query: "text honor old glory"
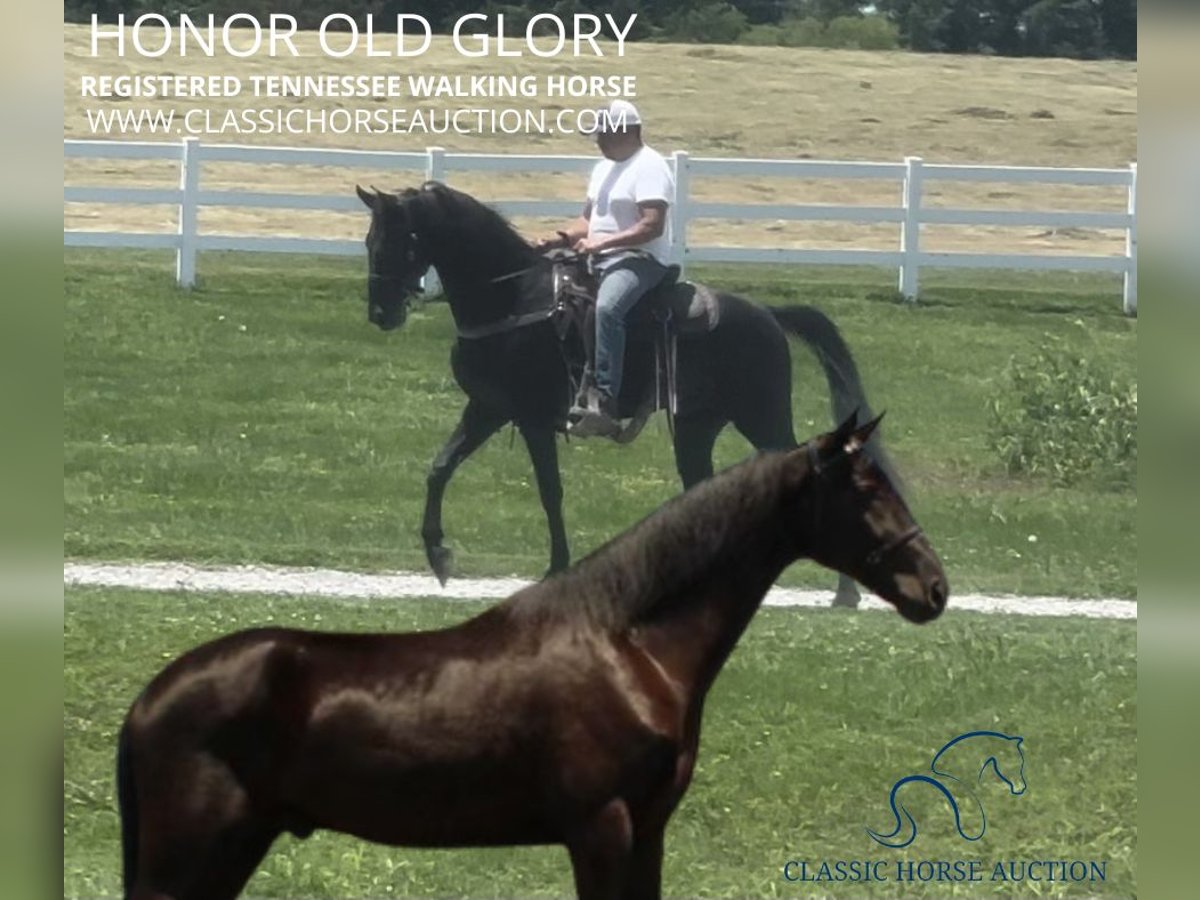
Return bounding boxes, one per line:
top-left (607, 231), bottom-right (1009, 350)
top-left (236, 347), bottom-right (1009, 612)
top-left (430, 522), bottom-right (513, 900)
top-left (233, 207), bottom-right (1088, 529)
top-left (90, 13), bottom-right (639, 59)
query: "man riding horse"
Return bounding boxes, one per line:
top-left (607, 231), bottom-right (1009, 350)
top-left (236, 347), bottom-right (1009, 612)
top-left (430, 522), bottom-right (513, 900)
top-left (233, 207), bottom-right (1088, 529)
top-left (535, 99), bottom-right (674, 437)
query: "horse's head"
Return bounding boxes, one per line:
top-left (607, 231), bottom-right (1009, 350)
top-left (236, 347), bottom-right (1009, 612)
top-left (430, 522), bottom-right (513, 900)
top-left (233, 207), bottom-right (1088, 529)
top-left (984, 735), bottom-right (1027, 796)
top-left (355, 185), bottom-right (430, 331)
top-left (794, 413), bottom-right (948, 623)
top-left (933, 731), bottom-right (1028, 796)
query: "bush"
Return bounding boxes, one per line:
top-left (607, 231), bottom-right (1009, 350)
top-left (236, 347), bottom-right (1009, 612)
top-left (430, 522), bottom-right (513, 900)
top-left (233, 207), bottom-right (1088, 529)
top-left (823, 15), bottom-right (900, 50)
top-left (739, 23), bottom-right (787, 45)
top-left (737, 14), bottom-right (899, 50)
top-left (663, 2), bottom-right (749, 44)
top-left (776, 16), bottom-right (828, 47)
top-left (988, 341), bottom-right (1137, 489)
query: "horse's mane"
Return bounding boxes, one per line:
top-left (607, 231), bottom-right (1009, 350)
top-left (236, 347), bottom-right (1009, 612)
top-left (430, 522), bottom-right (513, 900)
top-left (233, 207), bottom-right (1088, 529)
top-left (409, 182), bottom-right (538, 274)
top-left (507, 450), bottom-right (804, 631)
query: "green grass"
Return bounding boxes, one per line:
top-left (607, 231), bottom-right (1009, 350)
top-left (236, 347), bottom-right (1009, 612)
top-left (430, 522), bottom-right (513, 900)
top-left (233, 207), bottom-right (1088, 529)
top-left (64, 249), bottom-right (1136, 597)
top-left (64, 587), bottom-right (1136, 898)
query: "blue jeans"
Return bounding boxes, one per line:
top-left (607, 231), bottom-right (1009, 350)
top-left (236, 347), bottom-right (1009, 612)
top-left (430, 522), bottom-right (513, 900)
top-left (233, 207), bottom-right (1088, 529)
top-left (594, 255), bottom-right (669, 400)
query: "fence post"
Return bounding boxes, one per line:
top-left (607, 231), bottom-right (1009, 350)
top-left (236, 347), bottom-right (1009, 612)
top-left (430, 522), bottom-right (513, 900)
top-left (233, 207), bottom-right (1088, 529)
top-left (671, 150), bottom-right (690, 274)
top-left (898, 155), bottom-right (923, 302)
top-left (1123, 162), bottom-right (1137, 317)
top-left (423, 146), bottom-right (445, 295)
top-left (176, 137), bottom-right (200, 288)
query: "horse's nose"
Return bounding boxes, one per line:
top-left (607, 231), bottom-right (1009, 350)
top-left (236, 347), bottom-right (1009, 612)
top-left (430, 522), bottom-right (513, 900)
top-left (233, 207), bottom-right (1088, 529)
top-left (928, 577), bottom-right (947, 612)
top-left (368, 304), bottom-right (383, 325)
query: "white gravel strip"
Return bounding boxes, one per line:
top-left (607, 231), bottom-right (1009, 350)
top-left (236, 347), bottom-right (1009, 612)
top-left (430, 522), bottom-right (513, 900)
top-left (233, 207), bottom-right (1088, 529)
top-left (65, 561), bottom-right (1136, 620)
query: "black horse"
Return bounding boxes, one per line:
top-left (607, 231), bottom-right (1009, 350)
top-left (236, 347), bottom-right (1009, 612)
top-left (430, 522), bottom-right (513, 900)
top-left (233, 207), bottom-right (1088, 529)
top-left (356, 182), bottom-right (894, 606)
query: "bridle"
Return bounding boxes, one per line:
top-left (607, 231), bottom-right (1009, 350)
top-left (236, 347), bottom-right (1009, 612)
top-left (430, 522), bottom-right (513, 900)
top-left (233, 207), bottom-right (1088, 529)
top-left (806, 441), bottom-right (923, 568)
top-left (864, 524), bottom-right (924, 567)
top-left (368, 271), bottom-right (420, 291)
top-left (368, 230), bottom-right (426, 309)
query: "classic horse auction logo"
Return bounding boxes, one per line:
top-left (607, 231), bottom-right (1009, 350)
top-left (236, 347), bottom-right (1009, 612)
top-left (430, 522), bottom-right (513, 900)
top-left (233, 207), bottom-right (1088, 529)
top-left (866, 731), bottom-right (1027, 848)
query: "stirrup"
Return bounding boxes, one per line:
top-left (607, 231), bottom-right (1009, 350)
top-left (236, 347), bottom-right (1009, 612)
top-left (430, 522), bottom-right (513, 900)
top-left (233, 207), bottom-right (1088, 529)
top-left (568, 409), bottom-right (622, 439)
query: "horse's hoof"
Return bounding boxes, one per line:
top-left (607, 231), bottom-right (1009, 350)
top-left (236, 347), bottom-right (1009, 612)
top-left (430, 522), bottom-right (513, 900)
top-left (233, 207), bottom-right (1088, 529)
top-left (831, 590), bottom-right (861, 609)
top-left (427, 546), bottom-right (454, 586)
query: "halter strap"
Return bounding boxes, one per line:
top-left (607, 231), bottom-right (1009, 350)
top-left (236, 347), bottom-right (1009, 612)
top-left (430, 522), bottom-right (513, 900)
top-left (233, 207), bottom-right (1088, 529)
top-left (804, 439), bottom-right (924, 568)
top-left (864, 526), bottom-right (924, 567)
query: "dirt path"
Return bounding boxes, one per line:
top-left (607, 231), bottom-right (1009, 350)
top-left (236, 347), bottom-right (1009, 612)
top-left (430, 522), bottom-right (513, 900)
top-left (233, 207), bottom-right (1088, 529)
top-left (65, 561), bottom-right (1136, 620)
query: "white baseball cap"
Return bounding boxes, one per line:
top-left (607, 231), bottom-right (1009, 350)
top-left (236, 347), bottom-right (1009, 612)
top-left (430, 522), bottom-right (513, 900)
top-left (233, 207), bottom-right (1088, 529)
top-left (581, 99), bottom-right (642, 135)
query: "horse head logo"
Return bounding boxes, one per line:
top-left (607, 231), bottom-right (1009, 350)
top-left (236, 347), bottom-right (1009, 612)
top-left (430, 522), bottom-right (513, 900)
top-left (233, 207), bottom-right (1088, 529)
top-left (866, 731), bottom-right (1026, 848)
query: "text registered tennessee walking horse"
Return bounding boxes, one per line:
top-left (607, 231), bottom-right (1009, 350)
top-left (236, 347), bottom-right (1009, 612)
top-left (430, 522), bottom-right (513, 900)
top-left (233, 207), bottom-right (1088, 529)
top-left (116, 415), bottom-right (947, 900)
top-left (356, 182), bottom-right (896, 607)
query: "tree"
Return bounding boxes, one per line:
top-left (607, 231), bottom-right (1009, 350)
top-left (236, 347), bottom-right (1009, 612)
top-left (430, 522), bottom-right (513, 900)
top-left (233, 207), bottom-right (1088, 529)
top-left (875, 0), bottom-right (948, 51)
top-left (1021, 0), bottom-right (1105, 59)
top-left (1097, 0), bottom-right (1135, 59)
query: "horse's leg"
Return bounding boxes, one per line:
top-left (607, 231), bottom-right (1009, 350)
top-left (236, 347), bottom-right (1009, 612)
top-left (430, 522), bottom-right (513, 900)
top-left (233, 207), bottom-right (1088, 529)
top-left (566, 799), bottom-right (634, 900)
top-left (731, 409), bottom-right (861, 608)
top-left (132, 822), bottom-right (277, 900)
top-left (623, 825), bottom-right (666, 900)
top-left (672, 412), bottom-right (726, 489)
top-left (624, 743), bottom-right (698, 900)
top-left (186, 822), bottom-right (279, 900)
top-left (829, 573), bottom-right (863, 608)
top-left (518, 421), bottom-right (570, 576)
top-left (131, 759), bottom-right (278, 900)
top-left (422, 400), bottom-right (508, 584)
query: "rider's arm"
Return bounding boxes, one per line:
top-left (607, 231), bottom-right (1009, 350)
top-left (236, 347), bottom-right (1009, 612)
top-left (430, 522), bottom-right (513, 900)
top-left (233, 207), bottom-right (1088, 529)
top-left (582, 201), bottom-right (667, 253)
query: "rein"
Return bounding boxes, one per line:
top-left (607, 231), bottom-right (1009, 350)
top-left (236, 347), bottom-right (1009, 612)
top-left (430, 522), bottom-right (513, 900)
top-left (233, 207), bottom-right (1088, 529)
top-left (452, 256), bottom-right (559, 340)
top-left (806, 441), bottom-right (923, 568)
top-left (490, 265), bottom-right (538, 284)
top-left (456, 307), bottom-right (557, 340)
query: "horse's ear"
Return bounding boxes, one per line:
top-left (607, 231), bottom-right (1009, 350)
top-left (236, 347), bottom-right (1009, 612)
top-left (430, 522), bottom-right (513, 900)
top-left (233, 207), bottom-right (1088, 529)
top-left (356, 184), bottom-right (377, 210)
top-left (786, 409), bottom-right (860, 479)
top-left (846, 411), bottom-right (885, 454)
top-left (831, 409), bottom-right (859, 448)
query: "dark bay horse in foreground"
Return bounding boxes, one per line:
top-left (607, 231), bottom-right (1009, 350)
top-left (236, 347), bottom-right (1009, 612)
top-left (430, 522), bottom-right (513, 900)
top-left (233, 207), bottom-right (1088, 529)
top-left (357, 182), bottom-right (896, 607)
top-left (117, 415), bottom-right (947, 899)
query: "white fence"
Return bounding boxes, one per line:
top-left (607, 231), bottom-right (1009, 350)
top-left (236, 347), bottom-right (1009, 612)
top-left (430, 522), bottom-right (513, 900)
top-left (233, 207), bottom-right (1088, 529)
top-left (64, 138), bottom-right (1137, 314)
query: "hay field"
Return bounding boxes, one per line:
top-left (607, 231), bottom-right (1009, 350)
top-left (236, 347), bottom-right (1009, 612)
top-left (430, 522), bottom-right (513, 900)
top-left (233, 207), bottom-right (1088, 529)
top-left (64, 24), bottom-right (1136, 256)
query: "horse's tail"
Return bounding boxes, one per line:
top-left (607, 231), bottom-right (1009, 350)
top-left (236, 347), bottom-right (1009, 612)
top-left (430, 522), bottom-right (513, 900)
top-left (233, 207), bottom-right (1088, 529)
top-left (769, 305), bottom-right (901, 487)
top-left (116, 720), bottom-right (138, 898)
top-left (868, 774), bottom-right (973, 848)
top-left (866, 803), bottom-right (920, 849)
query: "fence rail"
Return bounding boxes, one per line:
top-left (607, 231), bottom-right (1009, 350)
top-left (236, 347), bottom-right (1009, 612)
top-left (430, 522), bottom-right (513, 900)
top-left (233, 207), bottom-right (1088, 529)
top-left (64, 139), bottom-right (1137, 314)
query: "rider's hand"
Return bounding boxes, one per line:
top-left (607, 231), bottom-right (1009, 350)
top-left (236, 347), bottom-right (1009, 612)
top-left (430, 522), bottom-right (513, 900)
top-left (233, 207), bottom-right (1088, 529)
top-left (532, 235), bottom-right (564, 252)
top-left (573, 236), bottom-right (607, 254)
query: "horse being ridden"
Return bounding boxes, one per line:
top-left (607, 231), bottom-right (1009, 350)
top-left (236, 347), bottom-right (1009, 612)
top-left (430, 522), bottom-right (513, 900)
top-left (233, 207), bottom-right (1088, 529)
top-left (116, 414), bottom-right (947, 900)
top-left (357, 182), bottom-right (896, 607)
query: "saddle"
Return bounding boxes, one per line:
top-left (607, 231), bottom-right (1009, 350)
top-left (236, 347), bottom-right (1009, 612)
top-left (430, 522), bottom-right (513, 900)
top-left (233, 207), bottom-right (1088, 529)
top-left (548, 252), bottom-right (720, 439)
top-left (552, 255), bottom-right (720, 340)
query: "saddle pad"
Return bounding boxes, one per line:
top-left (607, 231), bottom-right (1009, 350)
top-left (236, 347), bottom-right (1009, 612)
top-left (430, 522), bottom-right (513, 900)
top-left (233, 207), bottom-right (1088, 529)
top-left (643, 281), bottom-right (721, 336)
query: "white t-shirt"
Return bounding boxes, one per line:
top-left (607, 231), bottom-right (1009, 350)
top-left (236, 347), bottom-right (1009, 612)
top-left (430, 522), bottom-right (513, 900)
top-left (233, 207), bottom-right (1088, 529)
top-left (586, 146), bottom-right (675, 264)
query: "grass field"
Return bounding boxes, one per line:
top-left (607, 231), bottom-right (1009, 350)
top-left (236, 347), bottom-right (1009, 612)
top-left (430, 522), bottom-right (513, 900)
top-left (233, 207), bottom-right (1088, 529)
top-left (64, 25), bottom-right (1136, 257)
top-left (64, 249), bottom-right (1136, 598)
top-left (64, 587), bottom-right (1136, 899)
top-left (64, 28), bottom-right (1137, 897)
